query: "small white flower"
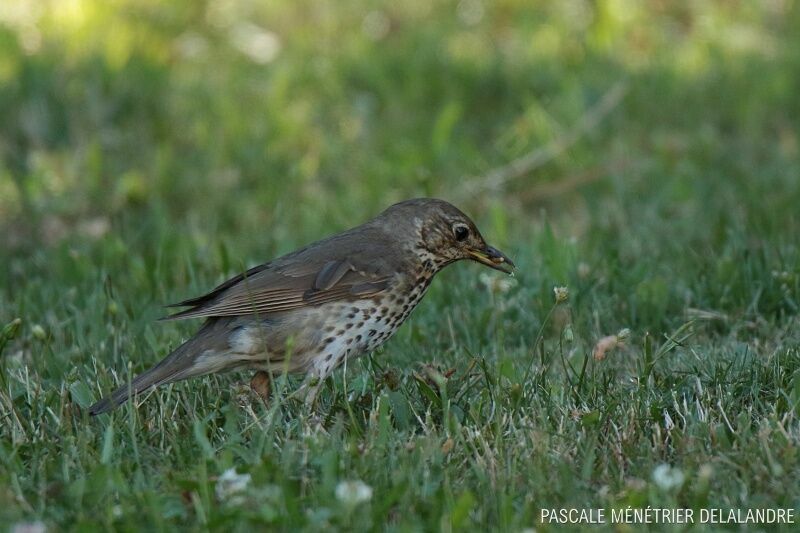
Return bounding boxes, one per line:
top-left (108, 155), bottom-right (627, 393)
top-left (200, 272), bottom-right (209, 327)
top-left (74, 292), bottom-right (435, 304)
top-left (553, 286), bottom-right (569, 304)
top-left (215, 468), bottom-right (251, 502)
top-left (652, 463), bottom-right (684, 490)
top-left (335, 480), bottom-right (372, 506)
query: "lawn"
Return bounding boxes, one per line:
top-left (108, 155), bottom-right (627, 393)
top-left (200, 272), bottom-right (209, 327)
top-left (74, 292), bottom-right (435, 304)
top-left (1, 1), bottom-right (799, 530)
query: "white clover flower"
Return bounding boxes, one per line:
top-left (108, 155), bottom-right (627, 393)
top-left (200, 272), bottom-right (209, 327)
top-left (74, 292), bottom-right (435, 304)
top-left (335, 480), bottom-right (373, 506)
top-left (652, 464), bottom-right (684, 490)
top-left (553, 286), bottom-right (569, 304)
top-left (215, 468), bottom-right (251, 502)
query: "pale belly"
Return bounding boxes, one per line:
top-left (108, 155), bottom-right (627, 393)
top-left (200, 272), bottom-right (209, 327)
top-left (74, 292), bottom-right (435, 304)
top-left (225, 278), bottom-right (432, 379)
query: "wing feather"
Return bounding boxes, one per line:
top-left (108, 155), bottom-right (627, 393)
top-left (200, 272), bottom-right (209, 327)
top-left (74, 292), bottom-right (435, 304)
top-left (313, 260), bottom-right (354, 291)
top-left (161, 252), bottom-right (393, 321)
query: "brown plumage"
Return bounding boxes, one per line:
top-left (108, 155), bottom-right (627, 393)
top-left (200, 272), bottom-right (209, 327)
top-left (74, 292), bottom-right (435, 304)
top-left (89, 198), bottom-right (514, 415)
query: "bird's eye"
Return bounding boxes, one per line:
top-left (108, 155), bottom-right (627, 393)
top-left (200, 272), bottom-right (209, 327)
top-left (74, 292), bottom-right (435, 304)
top-left (453, 224), bottom-right (469, 241)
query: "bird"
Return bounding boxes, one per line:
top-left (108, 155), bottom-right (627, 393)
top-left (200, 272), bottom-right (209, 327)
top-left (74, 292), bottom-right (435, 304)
top-left (88, 198), bottom-right (514, 415)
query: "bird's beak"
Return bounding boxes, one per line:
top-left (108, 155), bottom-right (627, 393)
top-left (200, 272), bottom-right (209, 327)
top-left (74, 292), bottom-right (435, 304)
top-left (467, 245), bottom-right (516, 274)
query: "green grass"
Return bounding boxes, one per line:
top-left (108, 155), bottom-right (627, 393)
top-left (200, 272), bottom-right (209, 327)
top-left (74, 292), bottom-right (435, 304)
top-left (2, 0), bottom-right (800, 530)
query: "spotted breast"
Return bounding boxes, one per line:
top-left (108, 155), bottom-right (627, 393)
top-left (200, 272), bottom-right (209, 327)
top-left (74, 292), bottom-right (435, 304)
top-left (308, 268), bottom-right (435, 381)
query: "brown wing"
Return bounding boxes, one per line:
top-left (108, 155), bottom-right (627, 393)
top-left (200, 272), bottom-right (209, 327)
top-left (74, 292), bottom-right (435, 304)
top-left (161, 228), bottom-right (398, 321)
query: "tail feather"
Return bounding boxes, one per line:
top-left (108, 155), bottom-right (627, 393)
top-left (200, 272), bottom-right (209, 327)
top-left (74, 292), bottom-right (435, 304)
top-left (89, 320), bottom-right (230, 415)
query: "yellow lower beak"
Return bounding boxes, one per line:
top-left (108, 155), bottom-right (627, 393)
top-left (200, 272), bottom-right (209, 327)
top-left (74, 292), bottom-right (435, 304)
top-left (467, 246), bottom-right (515, 274)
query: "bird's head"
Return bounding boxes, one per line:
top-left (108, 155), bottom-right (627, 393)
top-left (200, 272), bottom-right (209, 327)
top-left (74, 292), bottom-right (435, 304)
top-left (379, 198), bottom-right (515, 274)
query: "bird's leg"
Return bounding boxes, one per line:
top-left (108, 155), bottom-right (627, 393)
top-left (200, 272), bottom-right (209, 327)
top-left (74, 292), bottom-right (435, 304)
top-left (250, 370), bottom-right (272, 405)
top-left (289, 361), bottom-right (333, 412)
top-left (300, 375), bottom-right (323, 410)
top-left (279, 373), bottom-right (326, 431)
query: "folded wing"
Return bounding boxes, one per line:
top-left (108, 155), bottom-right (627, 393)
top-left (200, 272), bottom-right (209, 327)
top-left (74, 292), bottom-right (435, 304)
top-left (162, 232), bottom-right (395, 320)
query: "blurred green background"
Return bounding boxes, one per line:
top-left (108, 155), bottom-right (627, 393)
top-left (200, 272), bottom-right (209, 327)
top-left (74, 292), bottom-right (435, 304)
top-left (3, 0), bottom-right (799, 325)
top-left (1, 0), bottom-right (800, 530)
top-left (3, 0), bottom-right (799, 336)
top-left (2, 0), bottom-right (798, 256)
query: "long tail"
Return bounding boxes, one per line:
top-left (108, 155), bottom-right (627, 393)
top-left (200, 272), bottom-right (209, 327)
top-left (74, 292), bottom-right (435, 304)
top-left (89, 320), bottom-right (231, 415)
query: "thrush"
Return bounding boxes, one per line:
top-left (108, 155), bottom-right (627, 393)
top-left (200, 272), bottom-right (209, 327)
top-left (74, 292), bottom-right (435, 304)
top-left (89, 198), bottom-right (514, 415)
